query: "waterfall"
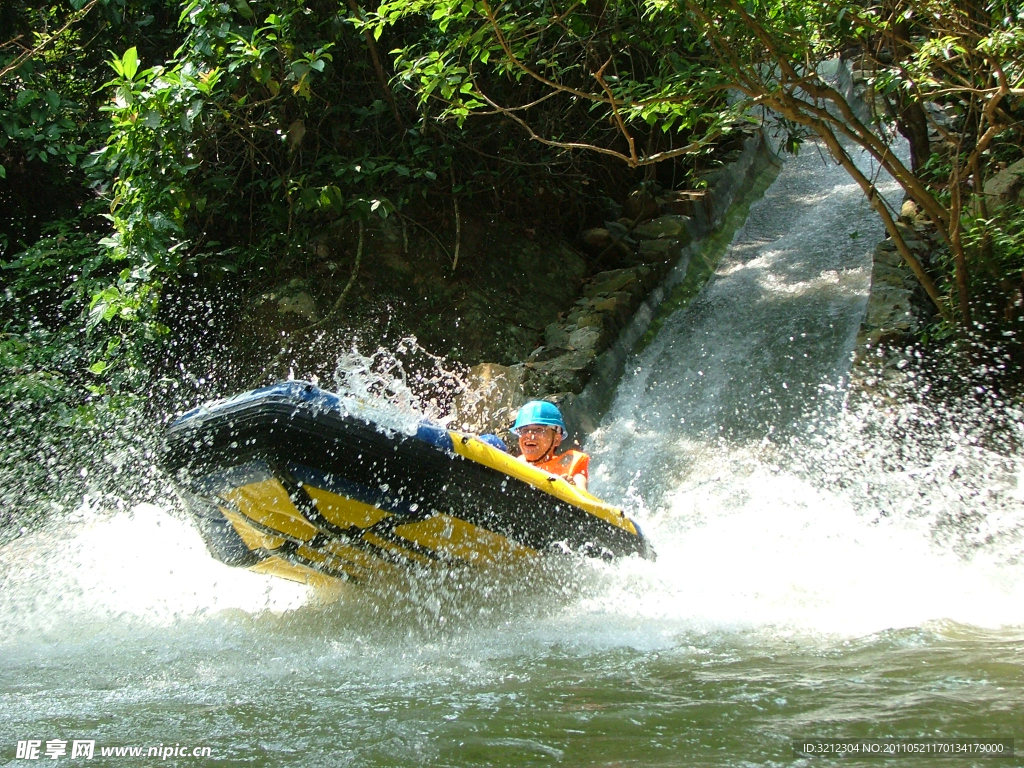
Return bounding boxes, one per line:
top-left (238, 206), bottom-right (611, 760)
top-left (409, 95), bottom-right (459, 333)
top-left (584, 137), bottom-right (1024, 636)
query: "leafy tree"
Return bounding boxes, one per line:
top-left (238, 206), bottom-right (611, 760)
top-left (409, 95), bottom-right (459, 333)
top-left (373, 0), bottom-right (738, 166)
top-left (89, 0), bottom-right (447, 345)
top-left (0, 0), bottom-right (188, 535)
top-left (372, 0), bottom-right (1024, 335)
top-left (684, 0), bottom-right (1024, 330)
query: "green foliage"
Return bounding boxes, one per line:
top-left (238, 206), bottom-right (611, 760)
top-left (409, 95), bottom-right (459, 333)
top-left (1, 200), bottom-right (108, 318)
top-left (0, 85), bottom-right (86, 169)
top-left (83, 0), bottom-right (463, 355)
top-left (961, 207), bottom-right (1024, 322)
top-left (368, 0), bottom-right (1024, 337)
top-left (371, 0), bottom-right (731, 164)
top-left (3, 0), bottom-right (1023, 387)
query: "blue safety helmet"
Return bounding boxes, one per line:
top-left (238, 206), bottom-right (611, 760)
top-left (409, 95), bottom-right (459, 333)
top-left (511, 400), bottom-right (567, 438)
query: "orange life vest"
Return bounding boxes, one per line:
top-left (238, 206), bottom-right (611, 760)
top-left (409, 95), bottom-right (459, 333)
top-left (530, 450), bottom-right (590, 485)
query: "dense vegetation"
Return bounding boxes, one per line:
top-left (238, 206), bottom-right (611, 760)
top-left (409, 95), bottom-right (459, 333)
top-left (2, 0), bottom-right (1022, 530)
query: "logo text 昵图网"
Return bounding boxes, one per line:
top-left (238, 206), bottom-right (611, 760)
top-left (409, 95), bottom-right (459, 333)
top-left (16, 741), bottom-right (213, 760)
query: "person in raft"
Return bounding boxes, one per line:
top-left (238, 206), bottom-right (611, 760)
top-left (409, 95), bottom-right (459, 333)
top-left (510, 400), bottom-right (590, 490)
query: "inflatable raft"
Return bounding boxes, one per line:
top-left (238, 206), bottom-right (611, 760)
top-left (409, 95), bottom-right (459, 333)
top-left (163, 381), bottom-right (653, 586)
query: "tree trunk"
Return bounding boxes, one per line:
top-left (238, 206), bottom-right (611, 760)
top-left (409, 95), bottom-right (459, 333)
top-left (895, 98), bottom-right (930, 174)
top-left (889, 8), bottom-right (930, 173)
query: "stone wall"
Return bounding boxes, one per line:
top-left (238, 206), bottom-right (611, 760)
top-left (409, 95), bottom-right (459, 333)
top-left (851, 205), bottom-right (939, 392)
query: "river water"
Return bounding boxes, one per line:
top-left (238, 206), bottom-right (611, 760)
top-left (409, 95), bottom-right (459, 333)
top-left (2, 139), bottom-right (1023, 766)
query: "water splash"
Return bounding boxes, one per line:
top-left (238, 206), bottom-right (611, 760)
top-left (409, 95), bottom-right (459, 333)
top-left (582, 138), bottom-right (1024, 639)
top-left (329, 336), bottom-right (468, 425)
top-left (0, 503), bottom-right (311, 642)
top-left (0, 335), bottom-right (487, 646)
top-left (583, 450), bottom-right (1024, 638)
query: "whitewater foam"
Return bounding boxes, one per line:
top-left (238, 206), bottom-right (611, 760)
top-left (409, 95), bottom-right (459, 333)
top-left (0, 504), bottom-right (311, 641)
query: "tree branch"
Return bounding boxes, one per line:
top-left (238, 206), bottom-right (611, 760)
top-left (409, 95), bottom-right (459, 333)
top-left (478, 0), bottom-right (613, 106)
top-left (0, 0), bottom-right (100, 82)
top-left (474, 86), bottom-right (717, 167)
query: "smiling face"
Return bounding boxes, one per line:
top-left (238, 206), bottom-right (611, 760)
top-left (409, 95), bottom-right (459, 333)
top-left (517, 424), bottom-right (562, 463)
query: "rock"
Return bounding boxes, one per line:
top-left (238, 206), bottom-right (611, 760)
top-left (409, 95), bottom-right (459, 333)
top-left (579, 226), bottom-right (632, 257)
top-left (632, 215), bottom-right (692, 240)
top-left (260, 278), bottom-right (319, 322)
top-left (381, 249), bottom-right (415, 275)
top-left (590, 296), bottom-right (623, 314)
top-left (543, 321), bottom-right (571, 347)
top-left (529, 348), bottom-right (596, 372)
top-left (638, 238), bottom-right (681, 261)
top-left (657, 189), bottom-right (707, 217)
top-left (605, 219), bottom-right (631, 238)
top-left (864, 285), bottom-right (917, 332)
top-left (567, 325), bottom-right (603, 351)
top-left (924, 101), bottom-right (957, 131)
top-left (894, 222), bottom-right (924, 251)
top-left (573, 310), bottom-right (605, 329)
top-left (523, 355), bottom-right (592, 397)
top-left (982, 159), bottom-right (1024, 211)
top-left (565, 304), bottom-right (591, 325)
top-left (278, 291), bottom-right (318, 320)
top-left (854, 235), bottom-right (927, 365)
top-left (872, 262), bottom-right (912, 288)
top-left (603, 291), bottom-right (638, 327)
top-left (527, 345), bottom-right (571, 363)
top-left (624, 187), bottom-right (660, 221)
top-left (586, 290), bottom-right (632, 320)
top-left (583, 269), bottom-right (638, 298)
top-left (634, 265), bottom-right (659, 290)
top-left (369, 214), bottom-right (406, 246)
top-left (581, 227), bottom-right (613, 250)
top-left (899, 199), bottom-right (920, 222)
top-left (505, 325), bottom-right (542, 356)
